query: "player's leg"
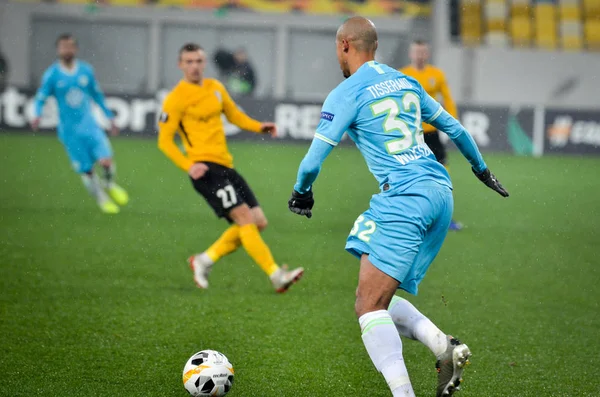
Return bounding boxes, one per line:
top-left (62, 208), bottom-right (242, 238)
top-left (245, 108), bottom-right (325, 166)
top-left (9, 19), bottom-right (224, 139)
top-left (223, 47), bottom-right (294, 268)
top-left (188, 164), bottom-right (302, 291)
top-left (228, 204), bottom-right (303, 293)
top-left (250, 207), bottom-right (268, 231)
top-left (356, 255), bottom-right (416, 397)
top-left (387, 186), bottom-right (470, 397)
top-left (193, 170), bottom-right (268, 267)
top-left (187, 166), bottom-right (240, 288)
top-left (91, 131), bottom-right (129, 206)
top-left (424, 131), bottom-right (462, 231)
top-left (63, 135), bottom-right (118, 213)
top-left (228, 168), bottom-right (302, 292)
top-left (196, 207), bottom-right (268, 271)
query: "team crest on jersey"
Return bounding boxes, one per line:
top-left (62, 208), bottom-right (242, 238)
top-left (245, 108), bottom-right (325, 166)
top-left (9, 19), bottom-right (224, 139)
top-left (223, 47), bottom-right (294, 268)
top-left (214, 91), bottom-right (222, 102)
top-left (429, 77), bottom-right (436, 86)
top-left (159, 112), bottom-right (169, 123)
top-left (66, 88), bottom-right (84, 108)
top-left (78, 75), bottom-right (89, 87)
top-left (57, 80), bottom-right (66, 88)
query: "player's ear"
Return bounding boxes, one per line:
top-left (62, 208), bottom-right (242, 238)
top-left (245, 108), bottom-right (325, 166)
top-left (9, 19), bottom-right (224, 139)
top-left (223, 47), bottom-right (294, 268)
top-left (343, 39), bottom-right (350, 53)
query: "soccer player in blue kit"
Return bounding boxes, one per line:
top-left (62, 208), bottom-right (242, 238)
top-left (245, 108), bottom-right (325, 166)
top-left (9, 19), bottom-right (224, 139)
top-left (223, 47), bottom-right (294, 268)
top-left (32, 34), bottom-right (128, 214)
top-left (289, 17), bottom-right (509, 397)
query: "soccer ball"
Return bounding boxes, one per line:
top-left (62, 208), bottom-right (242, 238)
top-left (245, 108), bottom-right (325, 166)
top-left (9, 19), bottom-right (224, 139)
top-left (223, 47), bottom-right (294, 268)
top-left (182, 350), bottom-right (234, 397)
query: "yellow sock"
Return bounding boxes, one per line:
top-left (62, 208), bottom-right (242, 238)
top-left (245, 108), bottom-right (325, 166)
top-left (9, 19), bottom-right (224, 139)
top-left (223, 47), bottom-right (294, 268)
top-left (205, 225), bottom-right (241, 263)
top-left (239, 223), bottom-right (279, 276)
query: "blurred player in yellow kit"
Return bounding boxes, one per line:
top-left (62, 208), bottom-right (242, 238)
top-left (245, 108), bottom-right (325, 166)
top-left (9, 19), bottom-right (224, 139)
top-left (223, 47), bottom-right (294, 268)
top-left (158, 43), bottom-right (304, 293)
top-left (401, 40), bottom-right (462, 230)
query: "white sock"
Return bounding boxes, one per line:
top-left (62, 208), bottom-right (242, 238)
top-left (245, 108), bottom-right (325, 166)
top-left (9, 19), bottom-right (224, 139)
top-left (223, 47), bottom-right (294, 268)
top-left (101, 163), bottom-right (116, 188)
top-left (388, 296), bottom-right (448, 358)
top-left (198, 252), bottom-right (214, 266)
top-left (81, 173), bottom-right (110, 203)
top-left (359, 310), bottom-right (415, 397)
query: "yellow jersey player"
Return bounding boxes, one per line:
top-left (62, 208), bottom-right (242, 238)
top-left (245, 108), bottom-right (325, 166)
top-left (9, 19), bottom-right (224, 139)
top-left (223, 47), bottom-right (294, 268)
top-left (400, 40), bottom-right (462, 231)
top-left (158, 43), bottom-right (304, 293)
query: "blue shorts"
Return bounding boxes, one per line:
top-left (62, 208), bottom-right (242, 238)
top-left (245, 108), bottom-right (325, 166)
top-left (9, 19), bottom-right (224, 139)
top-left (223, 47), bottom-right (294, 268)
top-left (59, 128), bottom-right (113, 174)
top-left (345, 181), bottom-right (453, 295)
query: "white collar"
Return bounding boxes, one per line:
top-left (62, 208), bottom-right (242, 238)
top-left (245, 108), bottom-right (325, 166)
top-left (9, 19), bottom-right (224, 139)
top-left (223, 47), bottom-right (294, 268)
top-left (58, 60), bottom-right (79, 76)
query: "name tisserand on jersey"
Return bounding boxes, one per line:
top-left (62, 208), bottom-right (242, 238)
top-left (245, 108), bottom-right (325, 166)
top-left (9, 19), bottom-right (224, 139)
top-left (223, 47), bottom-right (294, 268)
top-left (366, 78), bottom-right (414, 99)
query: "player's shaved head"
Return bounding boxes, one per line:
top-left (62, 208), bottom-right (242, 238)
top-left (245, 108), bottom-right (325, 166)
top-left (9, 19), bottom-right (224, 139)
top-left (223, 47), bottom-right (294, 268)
top-left (336, 16), bottom-right (378, 53)
top-left (335, 16), bottom-right (378, 78)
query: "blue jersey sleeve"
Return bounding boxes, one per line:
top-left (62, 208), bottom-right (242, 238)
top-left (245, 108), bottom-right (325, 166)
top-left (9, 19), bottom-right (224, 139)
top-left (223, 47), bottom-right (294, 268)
top-left (313, 88), bottom-right (356, 146)
top-left (34, 68), bottom-right (55, 118)
top-left (420, 86), bottom-right (487, 173)
top-left (293, 139), bottom-right (335, 194)
top-left (293, 88), bottom-right (357, 193)
top-left (87, 66), bottom-right (113, 119)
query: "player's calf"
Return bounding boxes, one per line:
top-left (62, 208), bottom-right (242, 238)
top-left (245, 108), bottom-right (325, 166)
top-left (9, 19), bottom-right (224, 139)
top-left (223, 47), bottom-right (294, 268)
top-left (97, 159), bottom-right (129, 206)
top-left (355, 255), bottom-right (399, 317)
top-left (81, 172), bottom-right (119, 214)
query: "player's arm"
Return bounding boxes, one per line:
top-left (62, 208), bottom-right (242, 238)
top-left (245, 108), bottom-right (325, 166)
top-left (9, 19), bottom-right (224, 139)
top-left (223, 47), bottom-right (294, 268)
top-left (88, 66), bottom-right (118, 135)
top-left (289, 91), bottom-right (356, 218)
top-left (438, 70), bottom-right (458, 119)
top-left (420, 87), bottom-right (509, 197)
top-left (219, 83), bottom-right (268, 134)
top-left (32, 68), bottom-right (54, 130)
top-left (157, 97), bottom-right (195, 173)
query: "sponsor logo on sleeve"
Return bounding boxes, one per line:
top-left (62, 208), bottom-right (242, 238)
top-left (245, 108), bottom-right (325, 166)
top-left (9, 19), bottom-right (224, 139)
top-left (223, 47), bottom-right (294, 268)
top-left (159, 112), bottom-right (169, 123)
top-left (320, 112), bottom-right (334, 121)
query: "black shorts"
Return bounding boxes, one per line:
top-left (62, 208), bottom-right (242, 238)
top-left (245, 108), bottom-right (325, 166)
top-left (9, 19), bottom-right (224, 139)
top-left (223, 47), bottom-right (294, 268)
top-left (424, 130), bottom-right (448, 165)
top-left (190, 162), bottom-right (259, 221)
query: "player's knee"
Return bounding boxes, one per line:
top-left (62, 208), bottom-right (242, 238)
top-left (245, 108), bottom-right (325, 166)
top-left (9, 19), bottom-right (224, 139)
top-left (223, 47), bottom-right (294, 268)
top-left (255, 217), bottom-right (268, 231)
top-left (355, 297), bottom-right (371, 318)
top-left (355, 290), bottom-right (391, 318)
top-left (229, 205), bottom-right (254, 226)
top-left (98, 158), bottom-right (112, 167)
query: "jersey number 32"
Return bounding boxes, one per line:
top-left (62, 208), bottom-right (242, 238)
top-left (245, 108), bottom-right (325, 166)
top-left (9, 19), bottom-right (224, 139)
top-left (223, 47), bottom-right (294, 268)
top-left (370, 93), bottom-right (425, 155)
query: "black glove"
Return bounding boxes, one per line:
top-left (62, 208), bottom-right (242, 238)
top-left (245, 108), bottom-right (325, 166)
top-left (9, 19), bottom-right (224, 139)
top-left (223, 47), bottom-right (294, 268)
top-left (473, 168), bottom-right (509, 197)
top-left (288, 189), bottom-right (314, 218)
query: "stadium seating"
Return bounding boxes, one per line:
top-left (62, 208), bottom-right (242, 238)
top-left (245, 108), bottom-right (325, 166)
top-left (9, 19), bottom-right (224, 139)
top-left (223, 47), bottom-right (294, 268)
top-left (456, 0), bottom-right (599, 51)
top-left (484, 0), bottom-right (509, 46)
top-left (534, 1), bottom-right (558, 49)
top-left (28, 0), bottom-right (432, 17)
top-left (460, 0), bottom-right (484, 45)
top-left (559, 0), bottom-right (583, 50)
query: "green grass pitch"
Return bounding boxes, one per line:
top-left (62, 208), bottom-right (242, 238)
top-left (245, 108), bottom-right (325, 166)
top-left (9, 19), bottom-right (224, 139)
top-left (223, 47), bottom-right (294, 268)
top-left (1, 133), bottom-right (599, 396)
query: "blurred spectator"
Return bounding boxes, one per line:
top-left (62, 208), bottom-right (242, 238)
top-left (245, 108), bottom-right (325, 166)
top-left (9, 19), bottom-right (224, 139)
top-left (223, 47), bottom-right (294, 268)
top-left (0, 48), bottom-right (8, 91)
top-left (213, 47), bottom-right (257, 97)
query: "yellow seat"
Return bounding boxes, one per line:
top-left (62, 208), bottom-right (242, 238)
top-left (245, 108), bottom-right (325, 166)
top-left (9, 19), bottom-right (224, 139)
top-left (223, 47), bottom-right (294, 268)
top-left (511, 16), bottom-right (532, 46)
top-left (562, 34), bottom-right (584, 50)
top-left (240, 0), bottom-right (292, 13)
top-left (559, 4), bottom-right (582, 21)
top-left (585, 20), bottom-right (600, 50)
top-left (534, 3), bottom-right (558, 49)
top-left (510, 0), bottom-right (531, 20)
top-left (461, 1), bottom-right (483, 45)
top-left (485, 0), bottom-right (508, 31)
top-left (583, 0), bottom-right (600, 19)
top-left (109, 0), bottom-right (148, 5)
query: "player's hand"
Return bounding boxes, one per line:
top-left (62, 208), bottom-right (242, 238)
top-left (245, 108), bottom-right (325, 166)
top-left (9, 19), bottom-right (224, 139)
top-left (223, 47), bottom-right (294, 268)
top-left (260, 122), bottom-right (278, 138)
top-left (288, 189), bottom-right (314, 218)
top-left (189, 163), bottom-right (209, 180)
top-left (109, 120), bottom-right (120, 136)
top-left (473, 168), bottom-right (509, 197)
top-left (31, 117), bottom-right (41, 131)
